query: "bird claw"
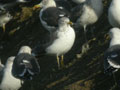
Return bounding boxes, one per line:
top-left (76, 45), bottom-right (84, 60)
top-left (76, 43), bottom-right (90, 58)
top-left (81, 43), bottom-right (89, 54)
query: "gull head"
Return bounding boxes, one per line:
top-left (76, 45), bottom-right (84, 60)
top-left (58, 17), bottom-right (73, 26)
top-left (18, 46), bottom-right (32, 55)
top-left (33, 0), bottom-right (56, 9)
top-left (109, 27), bottom-right (120, 39)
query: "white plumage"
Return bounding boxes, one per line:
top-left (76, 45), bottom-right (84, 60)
top-left (74, 0), bottom-right (103, 28)
top-left (108, 0), bottom-right (120, 27)
top-left (0, 56), bottom-right (22, 90)
top-left (18, 45), bottom-right (32, 55)
top-left (0, 10), bottom-right (12, 32)
top-left (71, 0), bottom-right (103, 54)
top-left (46, 18), bottom-right (75, 56)
top-left (32, 17), bottom-right (75, 69)
top-left (109, 28), bottom-right (120, 47)
top-left (72, 0), bottom-right (86, 4)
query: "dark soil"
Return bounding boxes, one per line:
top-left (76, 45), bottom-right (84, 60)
top-left (1, 0), bottom-right (120, 90)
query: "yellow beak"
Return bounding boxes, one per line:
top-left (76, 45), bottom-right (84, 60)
top-left (68, 21), bottom-right (73, 25)
top-left (33, 4), bottom-right (41, 10)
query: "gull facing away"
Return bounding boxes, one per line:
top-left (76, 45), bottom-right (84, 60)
top-left (71, 0), bottom-right (103, 53)
top-left (12, 46), bottom-right (40, 80)
top-left (104, 28), bottom-right (120, 75)
top-left (33, 0), bottom-right (70, 33)
top-left (0, 56), bottom-right (23, 90)
top-left (32, 17), bottom-right (75, 69)
top-left (108, 0), bottom-right (120, 27)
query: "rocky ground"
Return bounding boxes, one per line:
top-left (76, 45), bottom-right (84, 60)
top-left (1, 0), bottom-right (120, 90)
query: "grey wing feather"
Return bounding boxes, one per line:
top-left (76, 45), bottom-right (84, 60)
top-left (70, 3), bottom-right (84, 22)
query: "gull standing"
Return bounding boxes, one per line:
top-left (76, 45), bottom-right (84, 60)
top-left (71, 0), bottom-right (103, 53)
top-left (0, 56), bottom-right (23, 90)
top-left (108, 0), bottom-right (120, 27)
top-left (0, 0), bottom-right (32, 32)
top-left (32, 17), bottom-right (75, 69)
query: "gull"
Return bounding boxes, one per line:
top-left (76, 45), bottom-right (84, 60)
top-left (104, 28), bottom-right (120, 86)
top-left (108, 0), bottom-right (120, 27)
top-left (32, 17), bottom-right (75, 69)
top-left (0, 0), bottom-right (32, 9)
top-left (0, 0), bottom-right (32, 32)
top-left (12, 46), bottom-right (40, 80)
top-left (0, 56), bottom-right (23, 90)
top-left (33, 0), bottom-right (70, 33)
top-left (104, 28), bottom-right (120, 75)
top-left (71, 0), bottom-right (103, 53)
top-left (0, 9), bottom-right (12, 32)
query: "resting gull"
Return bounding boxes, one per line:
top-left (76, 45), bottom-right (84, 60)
top-left (0, 56), bottom-right (23, 90)
top-left (32, 17), bottom-right (75, 69)
top-left (104, 28), bottom-right (120, 75)
top-left (12, 46), bottom-right (40, 80)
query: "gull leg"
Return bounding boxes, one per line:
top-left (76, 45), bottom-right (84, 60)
top-left (90, 26), bottom-right (95, 38)
top-left (57, 55), bottom-right (60, 69)
top-left (113, 73), bottom-right (117, 86)
top-left (83, 25), bottom-right (87, 43)
top-left (81, 43), bottom-right (89, 54)
top-left (61, 55), bottom-right (65, 68)
top-left (2, 24), bottom-right (6, 32)
top-left (82, 25), bottom-right (89, 53)
top-left (110, 73), bottom-right (117, 89)
top-left (76, 25), bottom-right (90, 58)
top-left (20, 80), bottom-right (24, 90)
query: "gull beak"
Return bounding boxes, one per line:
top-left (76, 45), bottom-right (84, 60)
top-left (68, 21), bottom-right (73, 25)
top-left (33, 4), bottom-right (41, 10)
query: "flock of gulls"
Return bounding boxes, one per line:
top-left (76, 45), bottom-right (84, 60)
top-left (0, 0), bottom-right (120, 89)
